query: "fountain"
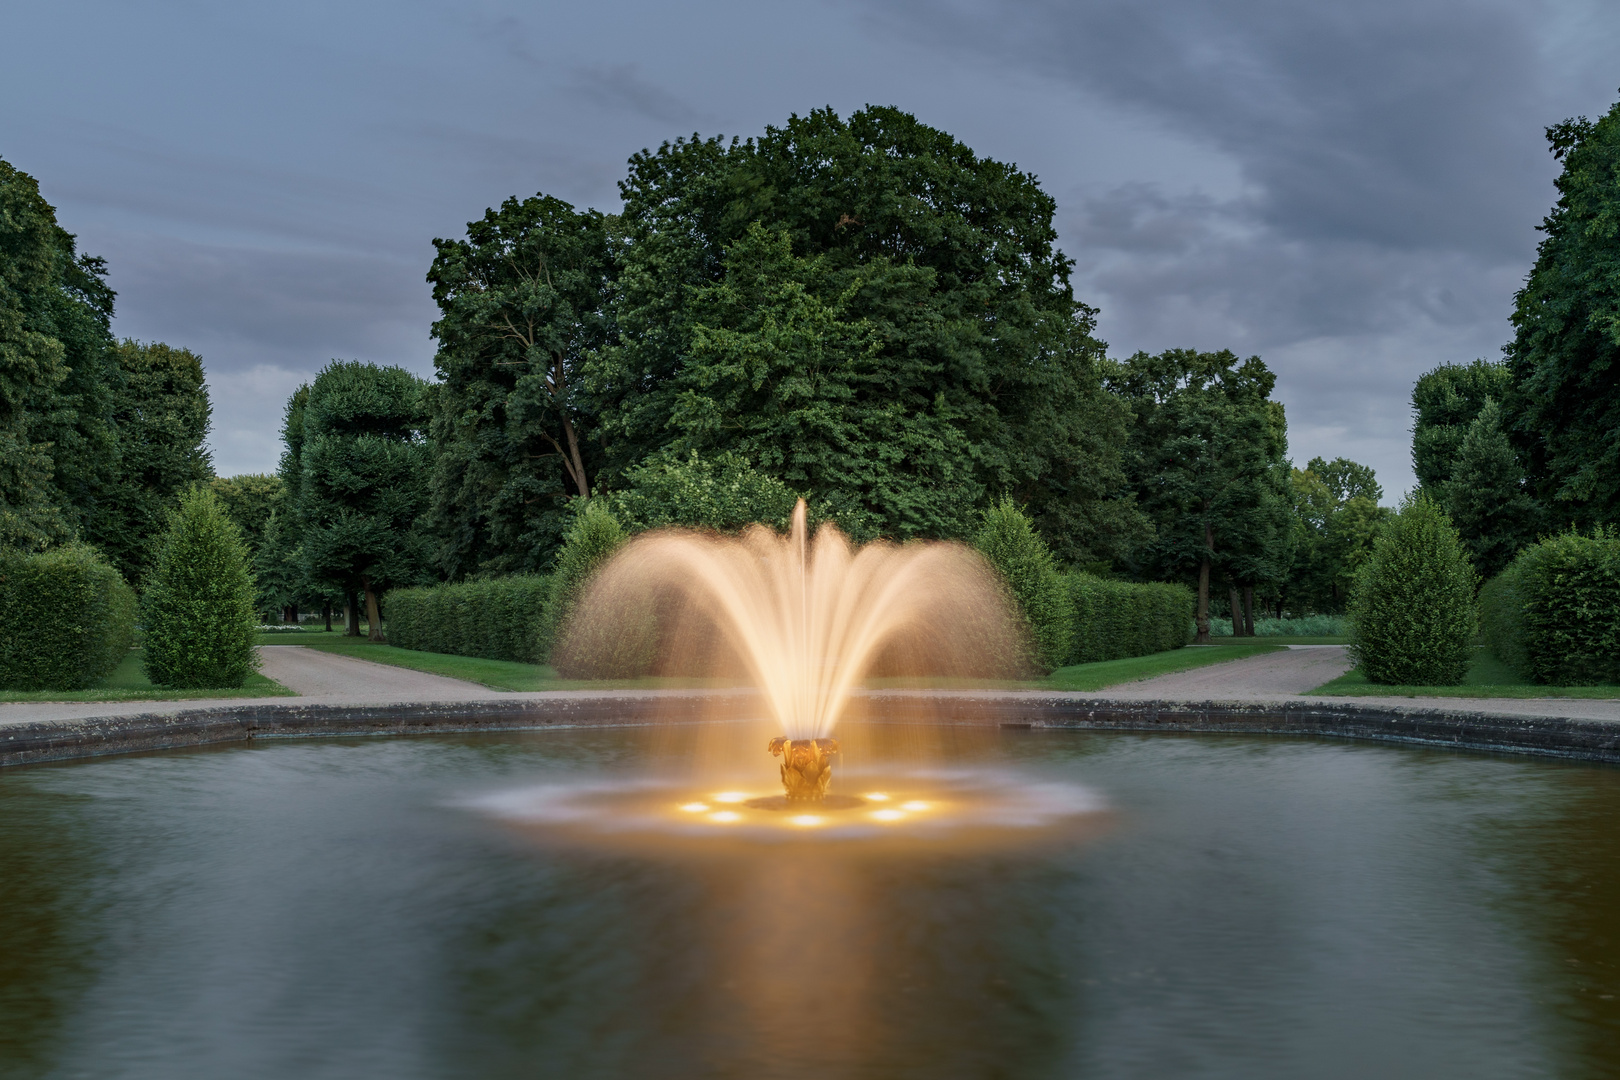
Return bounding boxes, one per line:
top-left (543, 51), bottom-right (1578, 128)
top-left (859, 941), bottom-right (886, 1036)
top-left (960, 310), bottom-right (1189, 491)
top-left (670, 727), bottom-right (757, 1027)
top-left (554, 499), bottom-right (1025, 808)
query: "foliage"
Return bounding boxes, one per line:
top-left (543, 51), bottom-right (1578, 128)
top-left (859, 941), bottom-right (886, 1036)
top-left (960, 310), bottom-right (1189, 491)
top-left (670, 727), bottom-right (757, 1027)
top-left (291, 362), bottom-right (435, 639)
top-left (209, 473), bottom-right (285, 566)
top-left (386, 574), bottom-right (552, 663)
top-left (426, 195), bottom-right (615, 576)
top-left (0, 544), bottom-right (134, 690)
top-left (537, 500), bottom-right (626, 660)
top-left (86, 340), bottom-right (214, 583)
top-left (0, 157), bottom-right (118, 550)
top-left (1209, 614), bottom-right (1347, 638)
top-left (1437, 399), bottom-right (1543, 578)
top-left (1066, 574), bottom-right (1193, 663)
top-left (1478, 566), bottom-right (1530, 678)
top-left (1348, 494), bottom-right (1478, 685)
top-left (602, 448), bottom-right (801, 532)
top-left (1110, 348), bottom-right (1292, 640)
top-left (140, 486), bottom-right (260, 688)
top-left (1505, 99), bottom-right (1620, 529)
top-left (972, 498), bottom-right (1072, 671)
top-left (588, 106), bottom-right (1141, 559)
top-left (1498, 530), bottom-right (1620, 685)
top-left (1286, 456), bottom-right (1391, 612)
top-left (1410, 359), bottom-right (1513, 491)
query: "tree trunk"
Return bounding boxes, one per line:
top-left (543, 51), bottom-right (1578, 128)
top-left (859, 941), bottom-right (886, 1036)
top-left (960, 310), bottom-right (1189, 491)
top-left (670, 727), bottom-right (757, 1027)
top-left (559, 410), bottom-right (591, 498)
top-left (322, 601), bottom-right (333, 633)
top-left (362, 577), bottom-right (385, 642)
top-left (1229, 586), bottom-right (1244, 637)
top-left (344, 592), bottom-right (360, 637)
top-left (1243, 585), bottom-right (1256, 637)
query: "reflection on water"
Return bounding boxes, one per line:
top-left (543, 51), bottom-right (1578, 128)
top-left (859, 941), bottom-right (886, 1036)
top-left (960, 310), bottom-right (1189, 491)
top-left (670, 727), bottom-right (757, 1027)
top-left (2, 727), bottom-right (1619, 1079)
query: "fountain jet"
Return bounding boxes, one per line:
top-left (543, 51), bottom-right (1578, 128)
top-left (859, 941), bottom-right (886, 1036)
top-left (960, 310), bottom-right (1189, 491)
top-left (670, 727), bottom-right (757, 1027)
top-left (555, 500), bottom-right (1024, 800)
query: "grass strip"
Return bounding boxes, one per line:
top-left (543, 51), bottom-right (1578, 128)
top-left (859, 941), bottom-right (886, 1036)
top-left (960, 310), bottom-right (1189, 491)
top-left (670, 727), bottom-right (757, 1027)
top-left (0, 649), bottom-right (294, 703)
top-left (1309, 649), bottom-right (1620, 699)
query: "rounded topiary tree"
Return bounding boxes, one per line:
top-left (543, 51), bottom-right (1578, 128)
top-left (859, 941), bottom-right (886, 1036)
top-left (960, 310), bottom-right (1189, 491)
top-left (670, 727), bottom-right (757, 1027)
top-left (972, 497), bottom-right (1073, 672)
top-left (1348, 493), bottom-right (1477, 685)
top-left (538, 500), bottom-right (627, 662)
top-left (141, 486), bottom-right (261, 688)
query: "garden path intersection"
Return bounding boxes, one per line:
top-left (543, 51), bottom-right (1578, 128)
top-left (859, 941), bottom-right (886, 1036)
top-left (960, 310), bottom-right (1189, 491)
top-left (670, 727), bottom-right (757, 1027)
top-left (4, 645), bottom-right (1620, 769)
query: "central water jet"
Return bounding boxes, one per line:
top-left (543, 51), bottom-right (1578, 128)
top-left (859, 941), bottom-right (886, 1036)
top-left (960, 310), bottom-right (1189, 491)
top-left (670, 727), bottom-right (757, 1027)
top-left (555, 499), bottom-right (1025, 801)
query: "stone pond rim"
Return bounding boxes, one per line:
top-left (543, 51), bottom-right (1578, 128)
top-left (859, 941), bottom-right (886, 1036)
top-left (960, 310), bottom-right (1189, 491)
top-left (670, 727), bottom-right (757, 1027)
top-left (3, 691), bottom-right (1620, 769)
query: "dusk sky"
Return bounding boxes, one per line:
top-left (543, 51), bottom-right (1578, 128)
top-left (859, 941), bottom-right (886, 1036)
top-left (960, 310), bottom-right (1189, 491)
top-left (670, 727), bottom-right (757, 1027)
top-left (5, 0), bottom-right (1618, 498)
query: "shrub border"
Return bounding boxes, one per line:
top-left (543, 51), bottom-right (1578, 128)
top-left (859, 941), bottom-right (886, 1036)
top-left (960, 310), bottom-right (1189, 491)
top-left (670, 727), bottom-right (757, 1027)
top-left (3, 692), bottom-right (1619, 769)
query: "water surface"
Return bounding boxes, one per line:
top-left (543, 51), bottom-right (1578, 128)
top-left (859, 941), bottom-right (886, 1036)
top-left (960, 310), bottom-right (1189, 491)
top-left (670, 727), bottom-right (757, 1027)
top-left (2, 726), bottom-right (1619, 1079)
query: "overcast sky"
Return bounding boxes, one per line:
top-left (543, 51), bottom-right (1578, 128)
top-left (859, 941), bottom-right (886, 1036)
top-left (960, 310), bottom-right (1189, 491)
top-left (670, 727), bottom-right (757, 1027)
top-left (5, 0), bottom-right (1617, 498)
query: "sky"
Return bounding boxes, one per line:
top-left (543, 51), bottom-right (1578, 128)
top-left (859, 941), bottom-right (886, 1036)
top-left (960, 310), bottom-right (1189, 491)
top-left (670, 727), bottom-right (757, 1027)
top-left (4, 0), bottom-right (1618, 499)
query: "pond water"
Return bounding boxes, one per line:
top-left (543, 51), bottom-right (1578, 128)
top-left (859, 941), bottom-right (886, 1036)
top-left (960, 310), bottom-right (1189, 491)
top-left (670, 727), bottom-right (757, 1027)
top-left (3, 725), bottom-right (1619, 1079)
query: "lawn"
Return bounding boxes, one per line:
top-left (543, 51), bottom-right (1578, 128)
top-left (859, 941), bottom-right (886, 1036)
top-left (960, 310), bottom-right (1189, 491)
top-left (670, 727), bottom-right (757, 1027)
top-left (256, 630), bottom-right (1289, 695)
top-left (0, 649), bottom-right (294, 704)
top-left (254, 630), bottom-right (731, 692)
top-left (1044, 642), bottom-right (1288, 692)
top-left (1309, 649), bottom-right (1620, 699)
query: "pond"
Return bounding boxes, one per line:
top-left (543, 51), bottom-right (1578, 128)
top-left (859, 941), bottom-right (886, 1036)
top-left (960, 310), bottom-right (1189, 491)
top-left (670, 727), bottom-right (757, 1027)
top-left (2, 725), bottom-right (1618, 1079)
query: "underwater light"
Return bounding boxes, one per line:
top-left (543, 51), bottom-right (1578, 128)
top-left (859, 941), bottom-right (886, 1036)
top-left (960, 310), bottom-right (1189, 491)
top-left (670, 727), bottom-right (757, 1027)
top-left (712, 792), bottom-right (748, 804)
top-left (680, 803), bottom-right (709, 813)
top-left (871, 809), bottom-right (904, 822)
top-left (901, 801), bottom-right (931, 812)
top-left (709, 811), bottom-right (741, 823)
top-left (790, 815), bottom-right (824, 827)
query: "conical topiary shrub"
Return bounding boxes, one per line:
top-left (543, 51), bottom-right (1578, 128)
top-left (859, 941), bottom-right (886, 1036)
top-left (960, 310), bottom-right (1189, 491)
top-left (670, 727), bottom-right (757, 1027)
top-left (1348, 493), bottom-right (1477, 685)
top-left (972, 497), bottom-right (1073, 672)
top-left (141, 486), bottom-right (261, 688)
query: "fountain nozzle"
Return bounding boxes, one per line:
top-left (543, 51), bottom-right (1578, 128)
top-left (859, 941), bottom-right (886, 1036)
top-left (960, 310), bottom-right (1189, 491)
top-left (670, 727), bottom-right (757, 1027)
top-left (768, 737), bottom-right (840, 800)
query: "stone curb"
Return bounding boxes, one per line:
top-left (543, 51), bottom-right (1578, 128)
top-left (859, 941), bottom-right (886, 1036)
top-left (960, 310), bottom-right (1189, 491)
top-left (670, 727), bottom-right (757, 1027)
top-left (4, 692), bottom-right (1620, 769)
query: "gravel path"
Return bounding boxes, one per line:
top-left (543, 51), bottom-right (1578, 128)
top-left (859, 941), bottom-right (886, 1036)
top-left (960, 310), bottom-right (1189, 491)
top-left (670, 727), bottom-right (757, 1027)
top-left (1107, 645), bottom-right (1354, 697)
top-left (255, 645), bottom-right (500, 699)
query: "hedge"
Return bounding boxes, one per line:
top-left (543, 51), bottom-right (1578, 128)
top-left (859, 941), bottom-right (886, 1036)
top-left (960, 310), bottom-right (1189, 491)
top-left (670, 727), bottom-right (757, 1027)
top-left (1066, 575), bottom-right (1194, 664)
top-left (0, 544), bottom-right (136, 690)
top-left (1482, 530), bottom-right (1620, 685)
top-left (1348, 494), bottom-right (1477, 685)
top-left (386, 574), bottom-right (552, 662)
top-left (972, 498), bottom-right (1072, 671)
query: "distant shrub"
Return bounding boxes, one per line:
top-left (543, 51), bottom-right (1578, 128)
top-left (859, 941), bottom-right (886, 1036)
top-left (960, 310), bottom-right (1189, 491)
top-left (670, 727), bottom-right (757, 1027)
top-left (1478, 566), bottom-right (1530, 679)
top-left (1348, 494), bottom-right (1478, 685)
top-left (387, 575), bottom-right (551, 662)
top-left (1067, 575), bottom-right (1193, 663)
top-left (973, 498), bottom-right (1073, 671)
top-left (537, 501), bottom-right (628, 661)
top-left (0, 544), bottom-right (136, 690)
top-left (602, 449), bottom-right (802, 532)
top-left (1491, 530), bottom-right (1620, 685)
top-left (1210, 614), bottom-right (1347, 638)
top-left (141, 486), bottom-right (261, 689)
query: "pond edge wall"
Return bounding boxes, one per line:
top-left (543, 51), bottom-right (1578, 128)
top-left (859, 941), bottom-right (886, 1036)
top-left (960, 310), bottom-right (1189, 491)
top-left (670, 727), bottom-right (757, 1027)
top-left (3, 693), bottom-right (1619, 769)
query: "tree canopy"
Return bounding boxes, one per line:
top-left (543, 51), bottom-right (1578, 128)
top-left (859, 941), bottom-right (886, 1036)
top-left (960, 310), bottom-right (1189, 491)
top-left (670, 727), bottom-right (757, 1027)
top-left (1110, 349), bottom-right (1291, 639)
top-left (1505, 99), bottom-right (1620, 528)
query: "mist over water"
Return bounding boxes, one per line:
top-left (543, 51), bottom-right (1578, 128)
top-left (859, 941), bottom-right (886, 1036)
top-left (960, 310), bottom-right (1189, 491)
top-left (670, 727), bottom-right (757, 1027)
top-left (4, 728), bottom-right (1620, 1079)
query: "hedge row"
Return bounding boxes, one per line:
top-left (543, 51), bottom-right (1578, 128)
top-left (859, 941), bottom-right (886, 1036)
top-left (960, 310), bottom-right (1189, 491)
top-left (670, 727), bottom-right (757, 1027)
top-left (0, 545), bottom-right (136, 690)
top-left (1481, 530), bottom-right (1620, 685)
top-left (386, 575), bottom-right (552, 662)
top-left (1066, 575), bottom-right (1194, 664)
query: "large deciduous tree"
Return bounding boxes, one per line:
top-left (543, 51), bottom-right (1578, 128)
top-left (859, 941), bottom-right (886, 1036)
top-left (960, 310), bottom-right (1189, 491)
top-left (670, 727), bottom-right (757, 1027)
top-left (1505, 100), bottom-right (1620, 528)
top-left (426, 196), bottom-right (614, 577)
top-left (0, 157), bottom-right (118, 550)
top-left (586, 106), bottom-right (1141, 559)
top-left (86, 340), bottom-right (214, 583)
top-left (1112, 349), bottom-right (1291, 642)
top-left (1410, 359), bottom-right (1513, 492)
top-left (1287, 456), bottom-right (1391, 613)
top-left (291, 362), bottom-right (433, 640)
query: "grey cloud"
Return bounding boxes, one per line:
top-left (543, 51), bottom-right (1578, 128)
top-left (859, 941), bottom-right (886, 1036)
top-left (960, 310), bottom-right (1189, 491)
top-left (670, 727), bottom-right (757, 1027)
top-left (570, 64), bottom-right (706, 128)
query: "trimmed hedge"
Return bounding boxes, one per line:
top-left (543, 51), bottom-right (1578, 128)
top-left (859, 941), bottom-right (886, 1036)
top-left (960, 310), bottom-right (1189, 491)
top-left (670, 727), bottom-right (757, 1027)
top-left (1482, 530), bottom-right (1620, 685)
top-left (1348, 494), bottom-right (1478, 685)
top-left (1067, 575), bottom-right (1194, 664)
top-left (0, 544), bottom-right (136, 690)
top-left (142, 486), bottom-right (262, 689)
top-left (386, 575), bottom-right (552, 662)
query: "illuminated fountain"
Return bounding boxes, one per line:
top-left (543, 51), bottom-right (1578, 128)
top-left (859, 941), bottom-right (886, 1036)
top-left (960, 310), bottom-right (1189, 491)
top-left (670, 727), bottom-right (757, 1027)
top-left (484, 499), bottom-right (1102, 849)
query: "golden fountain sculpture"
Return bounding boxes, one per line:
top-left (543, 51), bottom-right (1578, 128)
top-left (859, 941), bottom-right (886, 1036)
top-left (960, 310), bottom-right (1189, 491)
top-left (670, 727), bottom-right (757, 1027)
top-left (553, 499), bottom-right (1023, 803)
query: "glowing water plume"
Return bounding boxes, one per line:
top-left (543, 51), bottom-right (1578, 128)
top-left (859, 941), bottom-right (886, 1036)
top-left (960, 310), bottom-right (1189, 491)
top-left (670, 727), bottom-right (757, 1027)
top-left (555, 500), bottom-right (1021, 740)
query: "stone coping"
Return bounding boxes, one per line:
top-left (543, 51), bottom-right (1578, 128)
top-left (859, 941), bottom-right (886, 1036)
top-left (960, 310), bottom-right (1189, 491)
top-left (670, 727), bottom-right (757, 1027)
top-left (3, 691), bottom-right (1619, 769)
